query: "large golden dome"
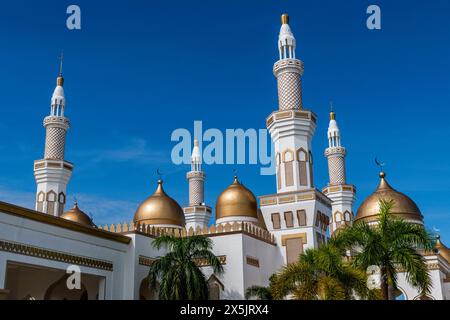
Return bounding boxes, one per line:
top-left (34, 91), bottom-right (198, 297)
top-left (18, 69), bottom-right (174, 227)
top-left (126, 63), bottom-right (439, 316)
top-left (133, 180), bottom-right (185, 227)
top-left (356, 172), bottom-right (423, 223)
top-left (61, 202), bottom-right (95, 227)
top-left (435, 235), bottom-right (450, 263)
top-left (216, 176), bottom-right (257, 220)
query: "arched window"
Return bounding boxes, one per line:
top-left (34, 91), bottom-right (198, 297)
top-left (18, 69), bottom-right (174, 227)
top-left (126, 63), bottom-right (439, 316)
top-left (297, 148), bottom-right (308, 186)
top-left (139, 278), bottom-right (159, 300)
top-left (207, 275), bottom-right (224, 300)
top-left (46, 191), bottom-right (57, 215)
top-left (283, 150), bottom-right (294, 187)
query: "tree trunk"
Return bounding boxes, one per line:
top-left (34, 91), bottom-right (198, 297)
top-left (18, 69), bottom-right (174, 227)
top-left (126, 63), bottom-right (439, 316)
top-left (380, 267), bottom-right (389, 300)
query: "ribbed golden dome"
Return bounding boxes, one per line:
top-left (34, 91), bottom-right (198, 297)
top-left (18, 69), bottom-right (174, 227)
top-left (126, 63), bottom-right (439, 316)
top-left (356, 172), bottom-right (423, 223)
top-left (61, 202), bottom-right (95, 227)
top-left (216, 176), bottom-right (257, 220)
top-left (435, 235), bottom-right (450, 263)
top-left (133, 180), bottom-right (185, 227)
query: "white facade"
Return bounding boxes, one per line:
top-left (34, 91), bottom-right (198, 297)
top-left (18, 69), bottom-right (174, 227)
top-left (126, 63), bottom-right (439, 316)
top-left (0, 14), bottom-right (449, 301)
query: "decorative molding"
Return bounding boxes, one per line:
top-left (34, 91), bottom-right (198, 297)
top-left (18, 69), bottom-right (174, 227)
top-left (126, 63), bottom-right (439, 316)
top-left (138, 254), bottom-right (227, 267)
top-left (194, 255), bottom-right (227, 267)
top-left (138, 255), bottom-right (155, 267)
top-left (0, 239), bottom-right (113, 271)
top-left (108, 221), bottom-right (277, 246)
top-left (0, 201), bottom-right (131, 244)
top-left (259, 189), bottom-right (332, 208)
top-left (246, 256), bottom-right (260, 268)
top-left (281, 232), bottom-right (307, 246)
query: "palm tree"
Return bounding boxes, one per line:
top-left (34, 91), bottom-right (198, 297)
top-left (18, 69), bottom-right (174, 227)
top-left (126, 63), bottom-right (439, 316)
top-left (270, 243), bottom-right (376, 300)
top-left (147, 235), bottom-right (224, 300)
top-left (332, 199), bottom-right (434, 300)
top-left (245, 274), bottom-right (277, 300)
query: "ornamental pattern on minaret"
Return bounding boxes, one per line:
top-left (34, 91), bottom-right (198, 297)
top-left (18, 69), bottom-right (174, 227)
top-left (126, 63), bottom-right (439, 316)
top-left (34, 57), bottom-right (73, 217)
top-left (183, 139), bottom-right (211, 230)
top-left (266, 14), bottom-right (316, 194)
top-left (44, 71), bottom-right (70, 160)
top-left (322, 110), bottom-right (356, 235)
top-left (325, 111), bottom-right (347, 185)
top-left (274, 14), bottom-right (304, 111)
top-left (187, 139), bottom-right (205, 206)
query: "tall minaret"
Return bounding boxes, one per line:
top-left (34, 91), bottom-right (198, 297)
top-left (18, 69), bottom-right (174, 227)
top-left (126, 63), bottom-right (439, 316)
top-left (260, 14), bottom-right (331, 264)
top-left (267, 14), bottom-right (316, 193)
top-left (34, 56), bottom-right (73, 216)
top-left (322, 110), bottom-right (356, 234)
top-left (183, 139), bottom-right (211, 230)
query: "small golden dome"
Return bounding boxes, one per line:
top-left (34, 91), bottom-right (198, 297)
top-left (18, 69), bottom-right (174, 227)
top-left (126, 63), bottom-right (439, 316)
top-left (61, 201), bottom-right (95, 227)
top-left (435, 235), bottom-right (450, 263)
top-left (216, 176), bottom-right (257, 220)
top-left (356, 172), bottom-right (423, 223)
top-left (133, 180), bottom-right (185, 227)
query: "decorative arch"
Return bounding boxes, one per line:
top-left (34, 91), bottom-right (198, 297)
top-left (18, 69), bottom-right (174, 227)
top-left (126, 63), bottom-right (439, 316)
top-left (139, 278), bottom-right (159, 300)
top-left (46, 190), bottom-right (56, 202)
top-left (37, 191), bottom-right (45, 202)
top-left (283, 149), bottom-right (294, 187)
top-left (334, 211), bottom-right (342, 223)
top-left (344, 211), bottom-right (352, 222)
top-left (207, 274), bottom-right (224, 300)
top-left (413, 294), bottom-right (434, 300)
top-left (44, 274), bottom-right (88, 300)
top-left (297, 148), bottom-right (308, 186)
top-left (58, 192), bottom-right (66, 204)
top-left (393, 287), bottom-right (408, 300)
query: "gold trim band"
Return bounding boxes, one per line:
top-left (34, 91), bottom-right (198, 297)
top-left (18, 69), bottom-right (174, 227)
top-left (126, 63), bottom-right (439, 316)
top-left (0, 239), bottom-right (113, 271)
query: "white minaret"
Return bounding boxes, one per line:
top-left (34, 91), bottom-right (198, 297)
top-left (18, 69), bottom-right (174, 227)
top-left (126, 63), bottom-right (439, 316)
top-left (322, 110), bottom-right (356, 234)
top-left (267, 14), bottom-right (316, 193)
top-left (260, 15), bottom-right (331, 265)
top-left (34, 57), bottom-right (73, 216)
top-left (183, 139), bottom-right (211, 230)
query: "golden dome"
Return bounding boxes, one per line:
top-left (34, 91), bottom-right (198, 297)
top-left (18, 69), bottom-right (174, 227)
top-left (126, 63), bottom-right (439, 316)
top-left (61, 201), bottom-right (95, 227)
top-left (435, 235), bottom-right (450, 263)
top-left (133, 180), bottom-right (185, 227)
top-left (216, 176), bottom-right (257, 220)
top-left (356, 172), bottom-right (423, 223)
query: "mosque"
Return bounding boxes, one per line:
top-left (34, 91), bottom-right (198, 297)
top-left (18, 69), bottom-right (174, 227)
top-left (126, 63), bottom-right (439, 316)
top-left (0, 14), bottom-right (449, 300)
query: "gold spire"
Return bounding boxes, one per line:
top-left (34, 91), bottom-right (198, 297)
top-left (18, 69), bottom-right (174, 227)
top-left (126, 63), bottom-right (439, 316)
top-left (330, 111), bottom-right (336, 120)
top-left (56, 52), bottom-right (64, 87)
top-left (281, 13), bottom-right (289, 25)
top-left (329, 102), bottom-right (335, 120)
top-left (194, 139), bottom-right (199, 147)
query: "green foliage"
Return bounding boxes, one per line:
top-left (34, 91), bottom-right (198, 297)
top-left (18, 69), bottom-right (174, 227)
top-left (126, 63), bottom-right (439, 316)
top-left (147, 235), bottom-right (224, 300)
top-left (270, 243), bottom-right (375, 300)
top-left (331, 199), bottom-right (434, 299)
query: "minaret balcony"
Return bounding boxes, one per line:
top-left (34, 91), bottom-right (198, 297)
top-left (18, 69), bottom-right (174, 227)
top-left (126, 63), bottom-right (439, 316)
top-left (322, 184), bottom-right (356, 196)
top-left (183, 205), bottom-right (212, 214)
top-left (273, 58), bottom-right (304, 76)
top-left (324, 146), bottom-right (347, 156)
top-left (34, 159), bottom-right (73, 172)
top-left (43, 116), bottom-right (70, 129)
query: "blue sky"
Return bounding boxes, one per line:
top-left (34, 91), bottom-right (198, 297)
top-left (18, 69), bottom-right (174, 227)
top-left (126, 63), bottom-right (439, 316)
top-left (0, 0), bottom-right (449, 242)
